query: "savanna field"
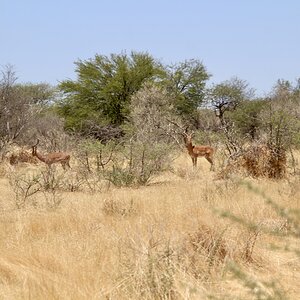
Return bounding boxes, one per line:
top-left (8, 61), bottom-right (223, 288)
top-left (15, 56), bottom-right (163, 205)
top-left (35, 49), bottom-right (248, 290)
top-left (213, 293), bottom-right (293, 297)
top-left (0, 150), bottom-right (299, 300)
top-left (1, 55), bottom-right (300, 300)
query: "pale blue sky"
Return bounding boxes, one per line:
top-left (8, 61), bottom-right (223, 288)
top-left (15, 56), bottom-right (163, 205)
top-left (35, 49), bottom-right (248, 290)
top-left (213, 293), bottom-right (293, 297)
top-left (1, 0), bottom-right (299, 96)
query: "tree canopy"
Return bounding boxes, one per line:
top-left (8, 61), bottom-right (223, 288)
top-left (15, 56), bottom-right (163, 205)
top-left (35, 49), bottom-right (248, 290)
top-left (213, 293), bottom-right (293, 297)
top-left (165, 59), bottom-right (210, 122)
top-left (58, 52), bottom-right (165, 131)
top-left (57, 53), bottom-right (211, 136)
top-left (207, 77), bottom-right (254, 125)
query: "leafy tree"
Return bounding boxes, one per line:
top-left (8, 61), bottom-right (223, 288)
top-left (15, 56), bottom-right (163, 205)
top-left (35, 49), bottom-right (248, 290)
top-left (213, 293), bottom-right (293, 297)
top-left (57, 52), bottom-right (165, 133)
top-left (229, 99), bottom-right (266, 140)
top-left (207, 77), bottom-right (254, 126)
top-left (165, 59), bottom-right (210, 123)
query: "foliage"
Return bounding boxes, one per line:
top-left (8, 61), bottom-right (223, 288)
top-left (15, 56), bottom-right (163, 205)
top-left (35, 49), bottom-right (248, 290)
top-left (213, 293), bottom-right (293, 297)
top-left (57, 55), bottom-right (211, 137)
top-left (257, 86), bottom-right (300, 178)
top-left (103, 84), bottom-right (179, 187)
top-left (129, 83), bottom-right (177, 142)
top-left (193, 108), bottom-right (219, 131)
top-left (228, 99), bottom-right (267, 140)
top-left (264, 80), bottom-right (300, 148)
top-left (165, 59), bottom-right (210, 123)
top-left (69, 90), bottom-right (177, 186)
top-left (0, 65), bottom-right (55, 152)
top-left (57, 52), bottom-right (166, 132)
top-left (25, 112), bottom-right (69, 151)
top-left (207, 77), bottom-right (254, 125)
top-left (105, 140), bottom-right (173, 187)
top-left (75, 138), bottom-right (119, 173)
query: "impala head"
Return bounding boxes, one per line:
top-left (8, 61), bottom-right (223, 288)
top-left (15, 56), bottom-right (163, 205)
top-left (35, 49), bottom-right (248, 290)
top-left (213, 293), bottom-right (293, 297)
top-left (182, 128), bottom-right (194, 146)
top-left (167, 119), bottom-right (195, 147)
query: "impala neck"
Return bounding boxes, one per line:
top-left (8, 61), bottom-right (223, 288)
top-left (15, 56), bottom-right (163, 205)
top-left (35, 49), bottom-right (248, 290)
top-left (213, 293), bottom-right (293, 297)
top-left (184, 136), bottom-right (194, 154)
top-left (186, 143), bottom-right (194, 155)
top-left (32, 148), bottom-right (47, 163)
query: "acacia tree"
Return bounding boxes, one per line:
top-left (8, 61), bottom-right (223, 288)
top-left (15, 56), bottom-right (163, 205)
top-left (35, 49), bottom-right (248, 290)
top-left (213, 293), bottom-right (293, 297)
top-left (207, 77), bottom-right (253, 126)
top-left (165, 59), bottom-right (210, 125)
top-left (57, 52), bottom-right (166, 136)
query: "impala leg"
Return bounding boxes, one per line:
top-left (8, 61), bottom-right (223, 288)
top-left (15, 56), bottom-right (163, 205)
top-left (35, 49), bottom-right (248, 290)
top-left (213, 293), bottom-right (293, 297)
top-left (61, 162), bottom-right (66, 170)
top-left (191, 157), bottom-right (195, 167)
top-left (205, 155), bottom-right (214, 171)
top-left (191, 157), bottom-right (197, 168)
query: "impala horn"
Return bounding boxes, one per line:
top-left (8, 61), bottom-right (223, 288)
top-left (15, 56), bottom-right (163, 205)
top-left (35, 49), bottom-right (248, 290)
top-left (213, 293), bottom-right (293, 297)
top-left (32, 139), bottom-right (40, 148)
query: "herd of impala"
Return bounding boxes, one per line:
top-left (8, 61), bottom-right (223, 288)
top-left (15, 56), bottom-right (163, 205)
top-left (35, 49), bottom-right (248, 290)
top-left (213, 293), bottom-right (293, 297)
top-left (15, 126), bottom-right (215, 171)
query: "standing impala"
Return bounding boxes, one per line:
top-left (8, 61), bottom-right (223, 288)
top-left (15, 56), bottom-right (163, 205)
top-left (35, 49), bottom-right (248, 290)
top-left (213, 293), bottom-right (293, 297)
top-left (32, 139), bottom-right (71, 170)
top-left (168, 120), bottom-right (215, 170)
top-left (183, 130), bottom-right (214, 170)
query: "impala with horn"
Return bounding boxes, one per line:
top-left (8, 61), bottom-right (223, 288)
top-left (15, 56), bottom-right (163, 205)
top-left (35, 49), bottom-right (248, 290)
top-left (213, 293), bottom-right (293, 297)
top-left (183, 129), bottom-right (214, 170)
top-left (168, 120), bottom-right (215, 170)
top-left (32, 139), bottom-right (71, 170)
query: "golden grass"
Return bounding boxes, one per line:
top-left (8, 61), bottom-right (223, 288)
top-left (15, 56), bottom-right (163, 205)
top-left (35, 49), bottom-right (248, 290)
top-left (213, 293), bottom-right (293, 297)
top-left (0, 154), bottom-right (299, 299)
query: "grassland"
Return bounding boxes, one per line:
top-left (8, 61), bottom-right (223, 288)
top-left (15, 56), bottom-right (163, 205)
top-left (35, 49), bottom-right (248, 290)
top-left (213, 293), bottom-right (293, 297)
top-left (0, 153), bottom-right (299, 299)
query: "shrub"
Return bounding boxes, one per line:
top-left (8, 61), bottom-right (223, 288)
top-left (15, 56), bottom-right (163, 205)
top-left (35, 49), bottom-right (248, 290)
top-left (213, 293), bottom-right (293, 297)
top-left (104, 140), bottom-right (173, 187)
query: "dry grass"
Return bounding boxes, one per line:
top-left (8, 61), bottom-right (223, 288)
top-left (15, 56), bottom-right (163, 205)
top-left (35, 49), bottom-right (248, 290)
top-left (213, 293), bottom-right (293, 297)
top-left (0, 153), bottom-right (299, 299)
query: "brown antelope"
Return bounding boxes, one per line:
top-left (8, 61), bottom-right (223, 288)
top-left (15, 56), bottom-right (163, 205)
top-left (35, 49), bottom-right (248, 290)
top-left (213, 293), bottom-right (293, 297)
top-left (183, 130), bottom-right (214, 170)
top-left (167, 119), bottom-right (215, 170)
top-left (32, 139), bottom-right (71, 170)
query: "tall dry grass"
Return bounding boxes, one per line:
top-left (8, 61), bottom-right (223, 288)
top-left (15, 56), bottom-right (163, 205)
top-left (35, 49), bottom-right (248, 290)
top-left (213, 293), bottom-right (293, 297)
top-left (0, 153), bottom-right (299, 299)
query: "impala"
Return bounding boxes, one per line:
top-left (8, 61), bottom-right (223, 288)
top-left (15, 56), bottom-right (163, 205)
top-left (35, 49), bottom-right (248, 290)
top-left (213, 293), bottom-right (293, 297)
top-left (32, 140), bottom-right (71, 170)
top-left (168, 120), bottom-right (215, 170)
top-left (182, 130), bottom-right (214, 170)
